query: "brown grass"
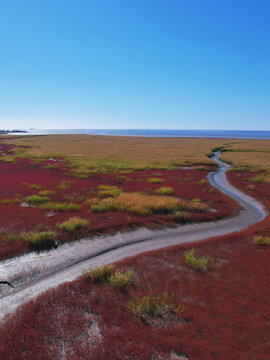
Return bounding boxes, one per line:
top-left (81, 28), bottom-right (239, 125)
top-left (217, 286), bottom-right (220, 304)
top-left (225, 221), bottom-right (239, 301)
top-left (2, 134), bottom-right (228, 167)
top-left (90, 192), bottom-right (208, 215)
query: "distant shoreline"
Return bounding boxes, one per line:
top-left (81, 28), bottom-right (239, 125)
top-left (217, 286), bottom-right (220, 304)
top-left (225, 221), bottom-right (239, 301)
top-left (4, 129), bottom-right (270, 139)
top-left (0, 129), bottom-right (28, 134)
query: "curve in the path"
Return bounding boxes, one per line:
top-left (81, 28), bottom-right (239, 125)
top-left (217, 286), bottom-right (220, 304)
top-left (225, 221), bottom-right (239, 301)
top-left (0, 152), bottom-right (267, 321)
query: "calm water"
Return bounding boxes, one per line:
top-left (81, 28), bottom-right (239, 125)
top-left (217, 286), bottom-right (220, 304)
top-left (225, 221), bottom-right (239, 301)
top-left (9, 129), bottom-right (270, 139)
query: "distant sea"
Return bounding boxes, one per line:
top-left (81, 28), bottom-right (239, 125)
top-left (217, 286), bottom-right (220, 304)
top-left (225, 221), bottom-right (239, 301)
top-left (9, 129), bottom-right (270, 139)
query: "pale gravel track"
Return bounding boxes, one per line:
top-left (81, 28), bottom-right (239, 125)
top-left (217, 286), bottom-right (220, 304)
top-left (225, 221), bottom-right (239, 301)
top-left (0, 152), bottom-right (267, 322)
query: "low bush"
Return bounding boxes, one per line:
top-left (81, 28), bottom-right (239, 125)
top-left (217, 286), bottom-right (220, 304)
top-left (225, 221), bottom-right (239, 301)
top-left (155, 186), bottom-right (174, 195)
top-left (184, 248), bottom-right (212, 271)
top-left (147, 177), bottom-right (165, 184)
top-left (253, 236), bottom-right (270, 246)
top-left (25, 195), bottom-right (50, 205)
top-left (82, 264), bottom-right (116, 283)
top-left (40, 202), bottom-right (80, 212)
top-left (57, 217), bottom-right (90, 232)
top-left (21, 230), bottom-right (58, 251)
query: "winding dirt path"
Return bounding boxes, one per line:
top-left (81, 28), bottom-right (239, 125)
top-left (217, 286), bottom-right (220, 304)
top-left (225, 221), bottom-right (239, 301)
top-left (0, 152), bottom-right (267, 322)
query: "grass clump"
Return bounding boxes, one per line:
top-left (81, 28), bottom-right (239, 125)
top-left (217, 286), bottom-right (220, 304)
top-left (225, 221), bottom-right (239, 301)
top-left (57, 217), bottom-right (89, 232)
top-left (147, 177), bottom-right (165, 184)
top-left (155, 186), bottom-right (174, 195)
top-left (57, 180), bottom-right (72, 190)
top-left (253, 236), bottom-right (270, 246)
top-left (97, 185), bottom-right (122, 198)
top-left (29, 183), bottom-right (43, 190)
top-left (90, 192), bottom-right (208, 215)
top-left (109, 269), bottom-right (136, 288)
top-left (82, 265), bottom-right (136, 289)
top-left (82, 264), bottom-right (116, 283)
top-left (1, 195), bottom-right (22, 204)
top-left (91, 198), bottom-right (115, 213)
top-left (38, 190), bottom-right (55, 196)
top-left (25, 195), bottom-right (50, 205)
top-left (184, 248), bottom-right (212, 271)
top-left (21, 230), bottom-right (58, 251)
top-left (250, 175), bottom-right (270, 184)
top-left (127, 292), bottom-right (183, 324)
top-left (40, 202), bottom-right (80, 212)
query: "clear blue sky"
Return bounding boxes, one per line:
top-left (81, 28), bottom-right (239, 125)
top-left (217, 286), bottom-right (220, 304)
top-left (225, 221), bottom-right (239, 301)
top-left (0, 0), bottom-right (269, 130)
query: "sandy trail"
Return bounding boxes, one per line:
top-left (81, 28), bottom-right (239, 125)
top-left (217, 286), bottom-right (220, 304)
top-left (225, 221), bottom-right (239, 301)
top-left (0, 152), bottom-right (267, 322)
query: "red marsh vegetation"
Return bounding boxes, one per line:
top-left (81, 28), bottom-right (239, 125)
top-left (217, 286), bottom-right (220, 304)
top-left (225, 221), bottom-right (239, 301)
top-left (0, 143), bottom-right (238, 261)
top-left (0, 172), bottom-right (269, 360)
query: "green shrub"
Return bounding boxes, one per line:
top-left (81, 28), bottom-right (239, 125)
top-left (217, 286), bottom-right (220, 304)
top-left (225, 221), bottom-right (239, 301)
top-left (57, 217), bottom-right (90, 232)
top-left (184, 248), bottom-right (211, 271)
top-left (82, 264), bottom-right (116, 283)
top-left (109, 269), bottom-right (136, 288)
top-left (191, 198), bottom-right (201, 203)
top-left (21, 230), bottom-right (58, 251)
top-left (253, 236), bottom-right (270, 246)
top-left (155, 186), bottom-right (174, 195)
top-left (25, 195), bottom-right (50, 205)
